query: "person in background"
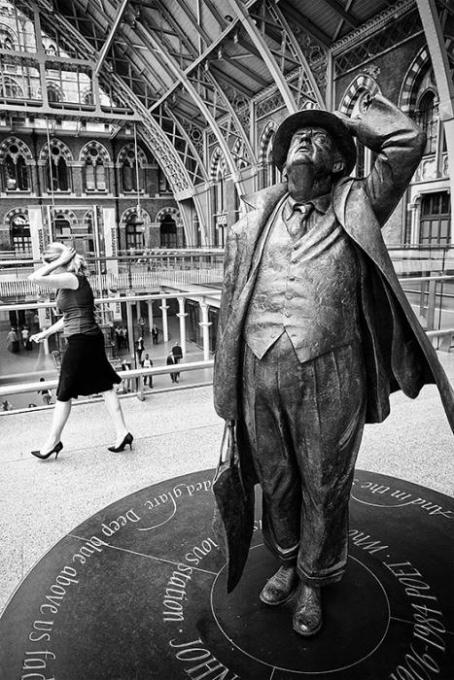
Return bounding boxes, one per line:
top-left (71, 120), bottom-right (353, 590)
top-left (2, 399), bottom-right (13, 411)
top-left (152, 325), bottom-right (159, 345)
top-left (6, 327), bottom-right (19, 353)
top-left (28, 242), bottom-right (133, 459)
top-left (142, 353), bottom-right (153, 388)
top-left (120, 357), bottom-right (132, 393)
top-left (38, 377), bottom-right (52, 406)
top-left (166, 352), bottom-right (178, 383)
top-left (21, 326), bottom-right (31, 350)
top-left (120, 326), bottom-right (128, 349)
top-left (136, 335), bottom-right (145, 365)
top-left (171, 341), bottom-right (183, 382)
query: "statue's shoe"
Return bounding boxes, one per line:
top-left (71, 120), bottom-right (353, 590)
top-left (259, 565), bottom-right (298, 606)
top-left (292, 583), bottom-right (322, 636)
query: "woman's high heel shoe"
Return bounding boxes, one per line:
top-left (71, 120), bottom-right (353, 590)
top-left (31, 441), bottom-right (63, 460)
top-left (108, 433), bottom-right (133, 452)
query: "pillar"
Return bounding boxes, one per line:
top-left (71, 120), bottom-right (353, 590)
top-left (160, 298), bottom-right (169, 342)
top-left (29, 207), bottom-right (51, 353)
top-left (102, 207), bottom-right (122, 322)
top-left (147, 300), bottom-right (154, 331)
top-left (177, 296), bottom-right (188, 356)
top-left (199, 301), bottom-right (211, 361)
top-left (126, 301), bottom-right (135, 362)
top-left (408, 200), bottom-right (420, 245)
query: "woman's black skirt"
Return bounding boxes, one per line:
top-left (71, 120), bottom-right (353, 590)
top-left (57, 330), bottom-right (121, 401)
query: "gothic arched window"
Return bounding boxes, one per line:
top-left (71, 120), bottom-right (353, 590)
top-left (417, 91), bottom-right (437, 155)
top-left (47, 84), bottom-right (63, 103)
top-left (82, 143), bottom-right (108, 192)
top-left (1, 140), bottom-right (29, 191)
top-left (10, 213), bottom-right (32, 256)
top-left (126, 212), bottom-right (145, 250)
top-left (160, 214), bottom-right (177, 248)
top-left (45, 142), bottom-right (70, 192)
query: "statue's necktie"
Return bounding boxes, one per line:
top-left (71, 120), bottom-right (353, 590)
top-left (285, 203), bottom-right (313, 238)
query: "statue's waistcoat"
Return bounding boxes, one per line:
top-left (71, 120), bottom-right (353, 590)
top-left (244, 202), bottom-right (360, 363)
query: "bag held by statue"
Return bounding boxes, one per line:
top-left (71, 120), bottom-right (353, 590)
top-left (212, 421), bottom-right (254, 593)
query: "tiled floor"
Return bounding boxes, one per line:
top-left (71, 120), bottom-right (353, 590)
top-left (0, 352), bottom-right (453, 616)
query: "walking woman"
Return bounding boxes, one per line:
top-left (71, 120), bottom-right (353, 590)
top-left (28, 242), bottom-right (133, 459)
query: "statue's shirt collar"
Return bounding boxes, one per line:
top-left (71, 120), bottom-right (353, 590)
top-left (283, 193), bottom-right (331, 220)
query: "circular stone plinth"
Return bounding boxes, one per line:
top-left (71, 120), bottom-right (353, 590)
top-left (1, 469), bottom-right (453, 680)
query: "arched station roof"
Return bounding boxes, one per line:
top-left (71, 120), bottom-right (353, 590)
top-left (4, 1), bottom-right (454, 201)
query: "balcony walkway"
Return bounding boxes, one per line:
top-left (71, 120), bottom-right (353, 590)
top-left (1, 351), bottom-right (454, 618)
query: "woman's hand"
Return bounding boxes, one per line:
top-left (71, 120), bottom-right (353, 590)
top-left (30, 331), bottom-right (47, 344)
top-left (54, 246), bottom-right (76, 267)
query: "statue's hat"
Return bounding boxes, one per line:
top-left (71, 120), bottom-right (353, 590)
top-left (272, 109), bottom-right (357, 174)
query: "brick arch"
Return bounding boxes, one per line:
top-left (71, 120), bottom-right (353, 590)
top-left (39, 138), bottom-right (73, 163)
top-left (52, 208), bottom-right (78, 229)
top-left (4, 207), bottom-right (29, 225)
top-left (120, 206), bottom-right (151, 225)
top-left (0, 136), bottom-right (33, 163)
top-left (155, 206), bottom-right (181, 226)
top-left (259, 122), bottom-right (277, 164)
top-left (339, 74), bottom-right (381, 114)
top-left (399, 46), bottom-right (431, 114)
top-left (79, 141), bottom-right (111, 164)
top-left (117, 143), bottom-right (147, 167)
top-left (210, 147), bottom-right (227, 180)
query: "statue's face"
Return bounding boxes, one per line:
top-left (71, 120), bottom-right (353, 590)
top-left (286, 126), bottom-right (338, 175)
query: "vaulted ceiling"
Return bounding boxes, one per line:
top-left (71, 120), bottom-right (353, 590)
top-left (6, 1), bottom-right (454, 199)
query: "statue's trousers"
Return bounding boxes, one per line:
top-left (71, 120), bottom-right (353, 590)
top-left (241, 332), bottom-right (367, 586)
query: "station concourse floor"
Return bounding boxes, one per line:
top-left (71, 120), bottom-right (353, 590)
top-left (0, 352), bottom-right (453, 617)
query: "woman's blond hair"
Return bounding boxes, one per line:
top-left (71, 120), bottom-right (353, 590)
top-left (43, 242), bottom-right (88, 275)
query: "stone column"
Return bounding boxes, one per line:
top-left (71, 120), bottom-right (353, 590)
top-left (408, 200), bottom-right (420, 245)
top-left (29, 207), bottom-right (50, 353)
top-left (147, 300), bottom-right (154, 331)
top-left (199, 301), bottom-right (211, 361)
top-left (126, 300), bottom-right (135, 362)
top-left (160, 298), bottom-right (169, 342)
top-left (102, 208), bottom-right (122, 323)
top-left (177, 296), bottom-right (188, 356)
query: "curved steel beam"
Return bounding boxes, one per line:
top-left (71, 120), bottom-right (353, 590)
top-left (160, 104), bottom-right (209, 183)
top-left (33, 0), bottom-right (196, 205)
top-left (227, 0), bottom-right (298, 113)
top-left (198, 67), bottom-right (257, 165)
top-left (133, 21), bottom-right (245, 191)
top-left (268, 2), bottom-right (326, 109)
top-left (94, 0), bottom-right (130, 77)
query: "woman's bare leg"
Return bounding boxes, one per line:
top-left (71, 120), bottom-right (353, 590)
top-left (102, 388), bottom-right (129, 446)
top-left (39, 399), bottom-right (72, 452)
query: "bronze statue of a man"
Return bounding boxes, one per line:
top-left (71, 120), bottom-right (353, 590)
top-left (213, 94), bottom-right (454, 637)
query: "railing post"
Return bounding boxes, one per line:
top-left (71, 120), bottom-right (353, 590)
top-left (426, 276), bottom-right (437, 330)
top-left (160, 298), bottom-right (169, 342)
top-left (199, 300), bottom-right (212, 361)
top-left (177, 296), bottom-right (188, 356)
top-left (137, 374), bottom-right (145, 401)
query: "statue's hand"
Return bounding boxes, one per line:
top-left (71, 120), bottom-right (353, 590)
top-left (334, 93), bottom-right (397, 151)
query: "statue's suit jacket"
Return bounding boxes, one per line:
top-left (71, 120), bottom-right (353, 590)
top-left (214, 96), bottom-right (454, 437)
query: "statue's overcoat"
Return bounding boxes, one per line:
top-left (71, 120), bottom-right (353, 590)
top-left (213, 97), bottom-right (454, 582)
